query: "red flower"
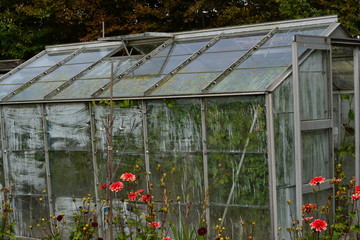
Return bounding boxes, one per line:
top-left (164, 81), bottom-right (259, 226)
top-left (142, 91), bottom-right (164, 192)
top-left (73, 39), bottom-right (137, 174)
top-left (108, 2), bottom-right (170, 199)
top-left (149, 222), bottom-right (160, 228)
top-left (331, 178), bottom-right (342, 183)
top-left (91, 222), bottom-right (99, 228)
top-left (128, 192), bottom-right (137, 200)
top-left (56, 215), bottom-right (63, 221)
top-left (302, 203), bottom-right (317, 214)
top-left (355, 185), bottom-right (360, 193)
top-left (120, 173), bottom-right (136, 182)
top-left (135, 189), bottom-right (144, 195)
top-left (302, 216), bottom-right (314, 222)
top-left (310, 219), bottom-right (327, 231)
top-left (352, 193), bottom-right (360, 200)
top-left (309, 176), bottom-right (326, 186)
top-left (197, 227), bottom-right (207, 236)
top-left (163, 238), bottom-right (172, 240)
top-left (109, 182), bottom-right (124, 192)
top-left (98, 184), bottom-right (107, 189)
top-left (140, 194), bottom-right (153, 202)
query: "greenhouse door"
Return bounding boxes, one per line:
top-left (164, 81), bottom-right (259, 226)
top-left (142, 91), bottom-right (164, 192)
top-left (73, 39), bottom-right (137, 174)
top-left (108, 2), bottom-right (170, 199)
top-left (292, 35), bottom-right (334, 218)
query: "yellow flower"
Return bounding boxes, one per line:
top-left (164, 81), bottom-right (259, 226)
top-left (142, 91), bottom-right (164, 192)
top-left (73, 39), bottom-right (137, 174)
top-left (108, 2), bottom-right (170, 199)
top-left (39, 197), bottom-right (43, 201)
top-left (218, 218), bottom-right (222, 221)
top-left (29, 225), bottom-right (33, 229)
top-left (42, 189), bottom-right (47, 193)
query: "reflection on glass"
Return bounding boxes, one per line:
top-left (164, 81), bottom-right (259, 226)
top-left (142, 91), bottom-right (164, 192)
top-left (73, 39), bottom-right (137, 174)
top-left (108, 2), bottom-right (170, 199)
top-left (0, 67), bottom-right (49, 85)
top-left (9, 81), bottom-right (65, 101)
top-left (332, 46), bottom-right (354, 90)
top-left (207, 35), bottom-right (264, 52)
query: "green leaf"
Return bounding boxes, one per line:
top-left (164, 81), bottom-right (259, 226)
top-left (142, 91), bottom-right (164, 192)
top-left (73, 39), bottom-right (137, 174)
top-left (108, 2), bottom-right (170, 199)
top-left (348, 109), bottom-right (355, 121)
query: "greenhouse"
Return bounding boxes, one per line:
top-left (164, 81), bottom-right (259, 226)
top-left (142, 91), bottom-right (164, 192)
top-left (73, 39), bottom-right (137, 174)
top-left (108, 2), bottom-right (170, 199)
top-left (0, 15), bottom-right (359, 239)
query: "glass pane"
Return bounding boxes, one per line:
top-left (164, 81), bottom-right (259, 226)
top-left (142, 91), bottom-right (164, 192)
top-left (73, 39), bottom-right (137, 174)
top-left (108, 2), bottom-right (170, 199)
top-left (0, 66), bottom-right (49, 84)
top-left (94, 102), bottom-right (143, 152)
top-left (38, 63), bottom-right (92, 82)
top-left (9, 81), bottom-right (64, 101)
top-left (46, 103), bottom-right (91, 150)
top-left (26, 52), bottom-right (70, 68)
top-left (3, 105), bottom-right (44, 150)
top-left (49, 151), bottom-right (93, 197)
top-left (52, 79), bottom-right (109, 99)
top-left (0, 84), bottom-right (20, 99)
top-left (237, 46), bottom-right (292, 68)
top-left (80, 59), bottom-right (137, 79)
top-left (151, 72), bottom-right (219, 95)
top-left (302, 129), bottom-right (331, 184)
top-left (299, 50), bottom-right (330, 120)
top-left (206, 96), bottom-right (266, 152)
top-left (157, 41), bottom-right (208, 56)
top-left (8, 151), bottom-right (46, 195)
top-left (179, 50), bottom-right (246, 73)
top-left (13, 195), bottom-right (49, 238)
top-left (207, 35), bottom-right (264, 52)
top-left (149, 153), bottom-right (204, 203)
top-left (332, 46), bottom-right (354, 90)
top-left (262, 26), bottom-right (328, 47)
top-left (100, 77), bottom-right (161, 97)
top-left (66, 47), bottom-right (118, 64)
top-left (210, 67), bottom-right (285, 93)
top-left (147, 99), bottom-right (202, 152)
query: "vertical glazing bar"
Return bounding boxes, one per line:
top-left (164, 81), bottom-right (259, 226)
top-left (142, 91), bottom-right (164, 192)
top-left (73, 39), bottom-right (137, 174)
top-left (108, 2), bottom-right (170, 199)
top-left (265, 93), bottom-right (277, 239)
top-left (41, 104), bottom-right (54, 216)
top-left (0, 106), bottom-right (10, 188)
top-left (292, 41), bottom-right (303, 220)
top-left (353, 46), bottom-right (360, 219)
top-left (89, 102), bottom-right (102, 236)
top-left (142, 101), bottom-right (150, 188)
top-left (200, 98), bottom-right (210, 226)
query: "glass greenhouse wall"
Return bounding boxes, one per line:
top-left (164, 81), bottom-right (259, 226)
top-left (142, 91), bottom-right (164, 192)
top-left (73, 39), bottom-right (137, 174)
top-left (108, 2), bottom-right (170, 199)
top-left (0, 16), bottom-right (359, 239)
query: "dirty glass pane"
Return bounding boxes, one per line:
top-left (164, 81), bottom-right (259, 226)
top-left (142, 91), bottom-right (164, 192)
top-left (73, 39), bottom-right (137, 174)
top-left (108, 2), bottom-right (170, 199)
top-left (94, 101), bottom-right (143, 153)
top-left (208, 152), bottom-right (269, 240)
top-left (179, 50), bottom-right (246, 73)
top-left (151, 72), bottom-right (219, 95)
top-left (80, 59), bottom-right (137, 79)
top-left (210, 67), bottom-right (285, 93)
top-left (206, 96), bottom-right (266, 152)
top-left (0, 84), bottom-right (20, 99)
top-left (53, 79), bottom-right (110, 99)
top-left (46, 103), bottom-right (91, 151)
top-left (332, 46), bottom-right (354, 90)
top-left (66, 47), bottom-right (118, 64)
top-left (9, 81), bottom-right (64, 101)
top-left (13, 195), bottom-right (49, 238)
top-left (207, 35), bottom-right (264, 52)
top-left (101, 76), bottom-right (162, 97)
top-left (302, 129), bottom-right (331, 184)
top-left (0, 67), bottom-right (49, 85)
top-left (147, 99), bottom-right (202, 152)
top-left (157, 41), bottom-right (208, 57)
top-left (26, 52), bottom-right (70, 68)
top-left (49, 151), bottom-right (93, 197)
top-left (299, 50), bottom-right (330, 120)
top-left (3, 105), bottom-right (44, 150)
top-left (210, 205), bottom-right (270, 240)
top-left (149, 153), bottom-right (203, 203)
top-left (39, 63), bottom-right (93, 82)
top-left (8, 151), bottom-right (46, 194)
top-left (237, 46), bottom-right (292, 69)
top-left (262, 26), bottom-right (328, 47)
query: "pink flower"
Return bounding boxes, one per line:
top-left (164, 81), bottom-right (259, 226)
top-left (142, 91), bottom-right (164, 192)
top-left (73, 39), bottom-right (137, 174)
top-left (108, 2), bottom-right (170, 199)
top-left (352, 193), bottom-right (360, 200)
top-left (302, 203), bottom-right (317, 214)
top-left (302, 216), bottom-right (314, 222)
top-left (149, 222), bottom-right (160, 228)
top-left (98, 184), bottom-right (107, 189)
top-left (332, 178), bottom-right (342, 183)
top-left (163, 238), bottom-right (172, 240)
top-left (140, 194), bottom-right (153, 202)
top-left (310, 219), bottom-right (327, 231)
top-left (355, 185), bottom-right (360, 193)
top-left (109, 182), bottom-right (124, 192)
top-left (120, 173), bottom-right (136, 182)
top-left (309, 176), bottom-right (325, 186)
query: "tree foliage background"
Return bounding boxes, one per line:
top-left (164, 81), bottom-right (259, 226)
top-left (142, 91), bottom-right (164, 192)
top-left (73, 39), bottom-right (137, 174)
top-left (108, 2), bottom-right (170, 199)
top-left (0, 0), bottom-right (359, 60)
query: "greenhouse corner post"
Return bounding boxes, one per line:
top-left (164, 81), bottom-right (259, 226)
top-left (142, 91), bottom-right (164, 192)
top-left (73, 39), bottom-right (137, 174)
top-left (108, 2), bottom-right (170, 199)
top-left (355, 47), bottom-right (360, 186)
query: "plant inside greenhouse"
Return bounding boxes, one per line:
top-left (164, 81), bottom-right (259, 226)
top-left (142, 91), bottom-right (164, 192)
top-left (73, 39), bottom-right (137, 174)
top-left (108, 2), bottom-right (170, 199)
top-left (0, 15), bottom-right (360, 239)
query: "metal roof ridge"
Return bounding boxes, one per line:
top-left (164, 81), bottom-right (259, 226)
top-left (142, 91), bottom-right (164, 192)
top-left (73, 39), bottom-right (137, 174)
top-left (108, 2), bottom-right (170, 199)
top-left (45, 41), bottom-right (124, 52)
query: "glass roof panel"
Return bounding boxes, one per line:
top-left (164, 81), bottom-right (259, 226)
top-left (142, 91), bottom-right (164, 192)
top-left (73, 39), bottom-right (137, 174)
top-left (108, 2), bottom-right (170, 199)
top-left (52, 79), bottom-right (110, 99)
top-left (38, 63), bottom-right (93, 82)
top-left (80, 59), bottom-right (137, 79)
top-left (236, 46), bottom-right (292, 69)
top-left (0, 67), bottom-right (49, 85)
top-left (207, 35), bottom-right (264, 52)
top-left (66, 47), bottom-right (118, 64)
top-left (262, 26), bottom-right (328, 47)
top-left (157, 41), bottom-right (208, 56)
top-left (8, 81), bottom-right (65, 101)
top-left (100, 76), bottom-right (162, 97)
top-left (210, 67), bottom-right (286, 92)
top-left (0, 85), bottom-right (20, 99)
top-left (151, 72), bottom-right (219, 95)
top-left (26, 52), bottom-right (70, 68)
top-left (179, 50), bottom-right (247, 73)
